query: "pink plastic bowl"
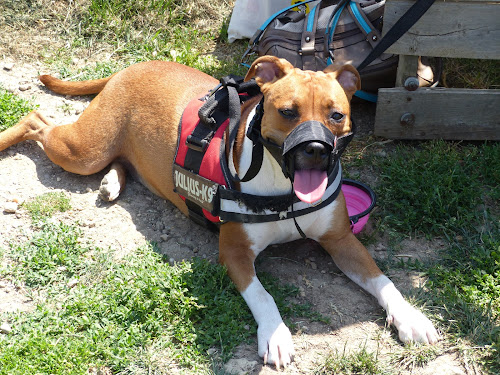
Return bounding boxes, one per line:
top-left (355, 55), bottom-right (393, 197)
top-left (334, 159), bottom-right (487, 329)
top-left (341, 179), bottom-right (376, 234)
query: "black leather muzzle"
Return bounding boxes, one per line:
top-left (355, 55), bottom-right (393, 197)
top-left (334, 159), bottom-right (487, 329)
top-left (259, 120), bottom-right (338, 181)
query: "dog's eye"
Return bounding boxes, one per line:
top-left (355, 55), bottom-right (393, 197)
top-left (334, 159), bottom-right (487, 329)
top-left (279, 108), bottom-right (298, 120)
top-left (330, 112), bottom-right (345, 122)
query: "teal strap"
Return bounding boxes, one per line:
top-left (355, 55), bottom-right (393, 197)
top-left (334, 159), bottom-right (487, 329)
top-left (354, 90), bottom-right (378, 102)
top-left (349, 1), bottom-right (373, 34)
top-left (326, 2), bottom-right (348, 65)
top-left (306, 3), bottom-right (320, 32)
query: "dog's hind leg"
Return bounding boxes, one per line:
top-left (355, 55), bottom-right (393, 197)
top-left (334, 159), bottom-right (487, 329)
top-left (0, 110), bottom-right (51, 152)
top-left (99, 162), bottom-right (127, 202)
top-left (1, 109), bottom-right (121, 177)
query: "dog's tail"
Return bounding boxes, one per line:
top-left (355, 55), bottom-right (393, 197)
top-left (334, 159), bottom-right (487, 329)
top-left (39, 73), bottom-right (117, 96)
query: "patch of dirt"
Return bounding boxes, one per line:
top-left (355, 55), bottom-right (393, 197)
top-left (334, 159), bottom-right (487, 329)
top-left (0, 59), bottom-right (468, 374)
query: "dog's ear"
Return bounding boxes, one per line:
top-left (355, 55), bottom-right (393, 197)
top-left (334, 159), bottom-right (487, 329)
top-left (324, 64), bottom-right (361, 98)
top-left (245, 56), bottom-right (294, 87)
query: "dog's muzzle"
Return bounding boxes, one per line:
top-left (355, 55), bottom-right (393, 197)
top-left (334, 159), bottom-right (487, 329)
top-left (259, 120), bottom-right (337, 180)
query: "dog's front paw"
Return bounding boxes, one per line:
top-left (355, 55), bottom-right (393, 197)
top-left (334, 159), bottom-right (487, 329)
top-left (388, 301), bottom-right (440, 344)
top-left (257, 321), bottom-right (295, 368)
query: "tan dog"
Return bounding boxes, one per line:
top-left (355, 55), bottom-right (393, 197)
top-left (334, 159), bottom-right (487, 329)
top-left (0, 57), bottom-right (438, 368)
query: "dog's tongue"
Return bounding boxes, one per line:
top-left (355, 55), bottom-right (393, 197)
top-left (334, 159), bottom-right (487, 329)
top-left (293, 170), bottom-right (328, 204)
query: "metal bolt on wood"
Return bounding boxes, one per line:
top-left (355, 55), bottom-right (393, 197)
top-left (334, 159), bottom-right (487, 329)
top-left (400, 112), bottom-right (415, 126)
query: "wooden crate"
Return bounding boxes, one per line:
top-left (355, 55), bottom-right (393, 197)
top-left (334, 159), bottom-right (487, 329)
top-left (374, 0), bottom-right (500, 140)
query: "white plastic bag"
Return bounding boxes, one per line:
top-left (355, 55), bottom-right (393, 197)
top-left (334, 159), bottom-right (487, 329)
top-left (227, 0), bottom-right (294, 43)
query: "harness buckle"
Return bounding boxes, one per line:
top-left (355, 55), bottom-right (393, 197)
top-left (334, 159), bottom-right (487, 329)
top-left (310, 198), bottom-right (323, 207)
top-left (186, 135), bottom-right (210, 153)
top-left (207, 83), bottom-right (222, 98)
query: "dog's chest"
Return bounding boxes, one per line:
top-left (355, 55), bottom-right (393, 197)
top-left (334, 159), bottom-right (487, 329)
top-left (242, 199), bottom-right (339, 255)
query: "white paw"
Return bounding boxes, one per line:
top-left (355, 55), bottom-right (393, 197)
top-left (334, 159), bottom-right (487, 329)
top-left (99, 174), bottom-right (121, 201)
top-left (257, 321), bottom-right (295, 368)
top-left (387, 301), bottom-right (440, 344)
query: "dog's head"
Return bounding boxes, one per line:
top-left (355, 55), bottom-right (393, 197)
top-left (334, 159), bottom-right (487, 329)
top-left (245, 56), bottom-right (360, 203)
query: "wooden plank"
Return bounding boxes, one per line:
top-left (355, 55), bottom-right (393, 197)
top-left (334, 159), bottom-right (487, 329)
top-left (374, 87), bottom-right (500, 140)
top-left (383, 0), bottom-right (500, 59)
top-left (395, 55), bottom-right (419, 87)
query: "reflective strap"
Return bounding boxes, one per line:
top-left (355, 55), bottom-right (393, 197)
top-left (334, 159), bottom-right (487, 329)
top-left (219, 164), bottom-right (342, 222)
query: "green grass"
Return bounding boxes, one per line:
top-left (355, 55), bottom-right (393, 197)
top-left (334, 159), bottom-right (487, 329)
top-left (8, 221), bottom-right (84, 289)
top-left (315, 345), bottom-right (389, 375)
top-left (392, 344), bottom-right (439, 372)
top-left (360, 141), bottom-right (500, 372)
top-left (426, 225), bottom-right (500, 371)
top-left (0, 219), bottom-right (325, 374)
top-left (442, 58), bottom-right (500, 89)
top-left (1, 2), bottom-right (499, 372)
top-left (375, 141), bottom-right (499, 237)
top-left (1, 0), bottom-right (245, 81)
top-left (0, 87), bottom-right (36, 132)
top-left (22, 191), bottom-right (71, 221)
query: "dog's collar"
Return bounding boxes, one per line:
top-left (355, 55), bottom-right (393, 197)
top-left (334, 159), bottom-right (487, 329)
top-left (218, 161), bottom-right (343, 224)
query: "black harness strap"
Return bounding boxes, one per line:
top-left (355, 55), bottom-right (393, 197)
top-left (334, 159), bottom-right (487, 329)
top-left (181, 76), bottom-right (261, 228)
top-left (183, 105), bottom-right (228, 230)
top-left (291, 182), bottom-right (308, 239)
top-left (357, 0), bottom-right (436, 72)
top-left (224, 81), bottom-right (264, 183)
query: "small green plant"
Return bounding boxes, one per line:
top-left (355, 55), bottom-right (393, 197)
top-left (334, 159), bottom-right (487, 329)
top-left (315, 345), bottom-right (389, 375)
top-left (0, 87), bottom-right (36, 131)
top-left (22, 191), bottom-right (71, 221)
top-left (393, 343), bottom-right (439, 371)
top-left (7, 221), bottom-right (85, 288)
top-left (58, 102), bottom-right (74, 115)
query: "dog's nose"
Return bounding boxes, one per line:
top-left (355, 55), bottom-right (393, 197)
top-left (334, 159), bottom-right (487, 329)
top-left (303, 142), bottom-right (328, 162)
top-left (294, 142), bottom-right (329, 170)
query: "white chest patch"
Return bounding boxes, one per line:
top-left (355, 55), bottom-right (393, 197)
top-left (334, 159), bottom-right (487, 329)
top-left (244, 199), bottom-right (339, 255)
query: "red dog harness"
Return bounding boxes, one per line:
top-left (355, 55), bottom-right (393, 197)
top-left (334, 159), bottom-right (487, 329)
top-left (172, 77), bottom-right (353, 233)
top-left (173, 97), bottom-right (230, 225)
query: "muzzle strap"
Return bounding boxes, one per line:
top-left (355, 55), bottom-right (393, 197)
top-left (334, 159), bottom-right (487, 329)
top-left (282, 121), bottom-right (336, 155)
top-left (331, 120), bottom-right (356, 164)
top-left (226, 90), bottom-right (266, 183)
